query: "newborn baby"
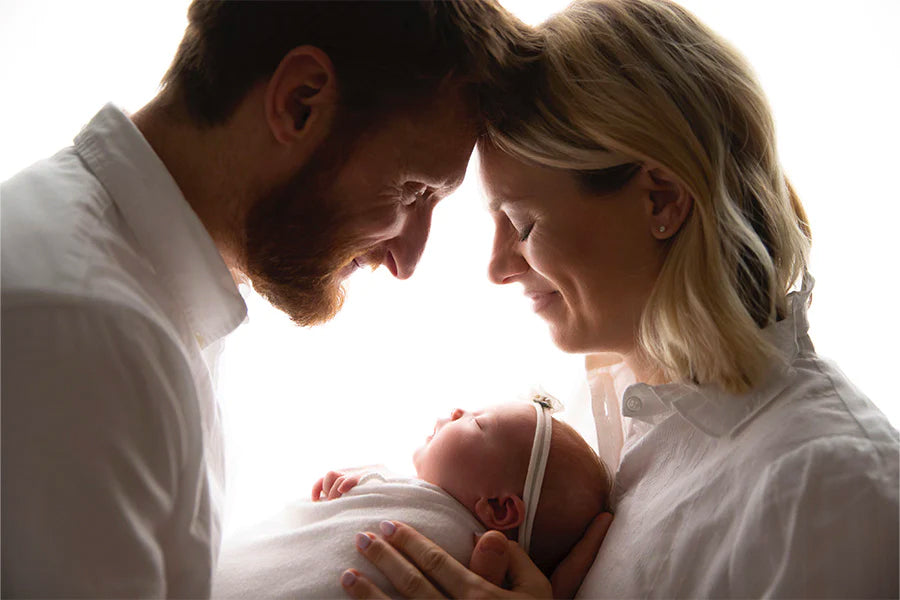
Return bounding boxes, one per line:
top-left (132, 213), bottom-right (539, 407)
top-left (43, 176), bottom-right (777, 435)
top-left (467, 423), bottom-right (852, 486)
top-left (213, 397), bottom-right (610, 598)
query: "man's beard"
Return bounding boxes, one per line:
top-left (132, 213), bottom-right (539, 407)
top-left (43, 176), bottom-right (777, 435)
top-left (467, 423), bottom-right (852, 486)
top-left (242, 136), bottom-right (362, 327)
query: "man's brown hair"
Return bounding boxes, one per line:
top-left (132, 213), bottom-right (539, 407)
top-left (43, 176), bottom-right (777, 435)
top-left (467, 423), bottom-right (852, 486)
top-left (161, 0), bottom-right (538, 127)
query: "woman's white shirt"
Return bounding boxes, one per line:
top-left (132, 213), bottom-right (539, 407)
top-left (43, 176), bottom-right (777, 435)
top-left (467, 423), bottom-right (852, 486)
top-left (579, 280), bottom-right (899, 598)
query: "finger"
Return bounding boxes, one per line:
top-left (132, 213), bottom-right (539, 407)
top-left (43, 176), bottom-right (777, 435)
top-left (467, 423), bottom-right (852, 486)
top-left (378, 521), bottom-right (501, 598)
top-left (323, 471), bottom-right (340, 495)
top-left (338, 474), bottom-right (360, 493)
top-left (550, 512), bottom-right (613, 599)
top-left (506, 540), bottom-right (553, 598)
top-left (328, 476), bottom-right (346, 500)
top-left (354, 531), bottom-right (445, 598)
top-left (311, 478), bottom-right (325, 501)
top-left (468, 530), bottom-right (510, 588)
top-left (340, 568), bottom-right (391, 600)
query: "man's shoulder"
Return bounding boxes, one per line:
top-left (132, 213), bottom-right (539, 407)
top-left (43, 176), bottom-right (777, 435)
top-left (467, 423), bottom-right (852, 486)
top-left (2, 146), bottom-right (112, 226)
top-left (2, 149), bottom-right (175, 333)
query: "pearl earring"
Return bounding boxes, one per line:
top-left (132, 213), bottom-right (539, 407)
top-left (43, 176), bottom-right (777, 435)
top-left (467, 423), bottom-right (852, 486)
top-left (658, 225), bottom-right (667, 233)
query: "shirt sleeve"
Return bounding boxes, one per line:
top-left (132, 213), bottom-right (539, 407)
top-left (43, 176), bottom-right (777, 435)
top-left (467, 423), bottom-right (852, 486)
top-left (1, 300), bottom-right (199, 598)
top-left (729, 434), bottom-right (899, 599)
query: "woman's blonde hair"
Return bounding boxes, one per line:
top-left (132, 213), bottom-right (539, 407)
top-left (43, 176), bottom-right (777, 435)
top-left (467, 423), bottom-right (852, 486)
top-left (481, 0), bottom-right (811, 393)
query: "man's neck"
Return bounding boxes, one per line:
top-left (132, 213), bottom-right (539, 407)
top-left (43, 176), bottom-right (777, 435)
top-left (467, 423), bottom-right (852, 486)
top-left (131, 94), bottom-right (247, 269)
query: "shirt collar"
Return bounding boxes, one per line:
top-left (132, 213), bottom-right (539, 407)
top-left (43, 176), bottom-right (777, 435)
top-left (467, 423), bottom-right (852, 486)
top-left (74, 103), bottom-right (247, 347)
top-left (621, 273), bottom-right (814, 438)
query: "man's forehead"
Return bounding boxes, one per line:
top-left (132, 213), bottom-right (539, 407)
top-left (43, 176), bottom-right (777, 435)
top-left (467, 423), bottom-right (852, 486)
top-left (412, 81), bottom-right (479, 147)
top-left (406, 129), bottom-right (475, 191)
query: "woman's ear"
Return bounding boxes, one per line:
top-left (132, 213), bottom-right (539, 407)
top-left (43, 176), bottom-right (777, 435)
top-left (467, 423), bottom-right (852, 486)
top-left (644, 165), bottom-right (693, 240)
top-left (264, 45), bottom-right (339, 147)
top-left (474, 495), bottom-right (526, 531)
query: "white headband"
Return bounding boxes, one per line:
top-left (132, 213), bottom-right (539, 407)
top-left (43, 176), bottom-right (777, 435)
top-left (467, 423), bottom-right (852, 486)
top-left (518, 392), bottom-right (563, 554)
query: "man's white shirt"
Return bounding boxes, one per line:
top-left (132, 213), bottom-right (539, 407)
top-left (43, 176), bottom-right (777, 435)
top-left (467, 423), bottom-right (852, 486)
top-left (1, 104), bottom-right (247, 597)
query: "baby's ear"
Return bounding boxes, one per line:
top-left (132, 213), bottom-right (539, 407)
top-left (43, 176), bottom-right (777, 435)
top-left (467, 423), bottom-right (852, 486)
top-left (474, 495), bottom-right (525, 531)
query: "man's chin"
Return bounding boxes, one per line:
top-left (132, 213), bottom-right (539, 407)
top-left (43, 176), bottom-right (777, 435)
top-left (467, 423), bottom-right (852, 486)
top-left (252, 275), bottom-right (347, 327)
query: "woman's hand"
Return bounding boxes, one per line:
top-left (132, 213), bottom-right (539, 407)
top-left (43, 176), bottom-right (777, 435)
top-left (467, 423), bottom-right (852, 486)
top-left (341, 513), bottom-right (612, 599)
top-left (342, 521), bottom-right (548, 599)
top-left (549, 513), bottom-right (613, 598)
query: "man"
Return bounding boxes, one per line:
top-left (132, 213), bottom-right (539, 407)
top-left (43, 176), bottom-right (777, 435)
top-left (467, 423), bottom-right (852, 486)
top-left (0, 1), bottom-right (535, 596)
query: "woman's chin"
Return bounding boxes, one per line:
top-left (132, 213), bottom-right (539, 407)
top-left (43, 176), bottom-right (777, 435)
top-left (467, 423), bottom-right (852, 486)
top-left (547, 322), bottom-right (590, 354)
top-left (550, 324), bottom-right (583, 354)
top-left (549, 325), bottom-right (618, 355)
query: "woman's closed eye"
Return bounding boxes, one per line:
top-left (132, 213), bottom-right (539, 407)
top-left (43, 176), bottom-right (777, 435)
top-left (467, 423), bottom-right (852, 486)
top-left (517, 222), bottom-right (535, 242)
top-left (503, 209), bottom-right (535, 242)
top-left (506, 215), bottom-right (534, 242)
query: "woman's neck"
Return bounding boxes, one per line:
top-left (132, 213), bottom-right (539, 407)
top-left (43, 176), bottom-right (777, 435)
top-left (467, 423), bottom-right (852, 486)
top-left (623, 350), bottom-right (668, 386)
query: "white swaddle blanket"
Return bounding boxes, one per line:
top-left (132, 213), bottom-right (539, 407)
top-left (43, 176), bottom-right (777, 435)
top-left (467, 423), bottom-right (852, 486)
top-left (212, 472), bottom-right (486, 599)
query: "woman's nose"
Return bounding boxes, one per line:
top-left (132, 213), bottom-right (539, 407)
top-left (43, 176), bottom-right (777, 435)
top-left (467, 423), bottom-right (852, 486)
top-left (488, 223), bottom-right (528, 285)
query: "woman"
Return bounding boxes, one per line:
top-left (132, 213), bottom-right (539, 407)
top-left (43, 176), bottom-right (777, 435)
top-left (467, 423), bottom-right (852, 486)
top-left (342, 0), bottom-right (899, 597)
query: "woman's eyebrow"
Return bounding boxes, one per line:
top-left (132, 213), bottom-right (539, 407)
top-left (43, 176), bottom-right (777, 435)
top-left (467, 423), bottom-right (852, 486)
top-left (487, 197), bottom-right (505, 212)
top-left (487, 192), bottom-right (532, 212)
top-left (487, 196), bottom-right (518, 212)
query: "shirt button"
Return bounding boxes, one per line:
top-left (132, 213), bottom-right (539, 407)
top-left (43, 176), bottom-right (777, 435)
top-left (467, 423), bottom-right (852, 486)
top-left (625, 396), bottom-right (642, 412)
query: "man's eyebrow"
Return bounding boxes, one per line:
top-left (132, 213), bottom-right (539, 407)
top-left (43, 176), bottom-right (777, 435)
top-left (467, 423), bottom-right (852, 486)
top-left (439, 174), bottom-right (466, 194)
top-left (414, 174), bottom-right (463, 197)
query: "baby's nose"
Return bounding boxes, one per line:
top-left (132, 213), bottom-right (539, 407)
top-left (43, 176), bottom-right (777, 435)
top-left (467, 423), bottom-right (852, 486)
top-left (450, 408), bottom-right (465, 421)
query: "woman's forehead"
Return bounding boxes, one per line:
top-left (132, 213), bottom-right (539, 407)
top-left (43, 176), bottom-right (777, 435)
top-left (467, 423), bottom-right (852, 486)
top-left (480, 147), bottom-right (575, 211)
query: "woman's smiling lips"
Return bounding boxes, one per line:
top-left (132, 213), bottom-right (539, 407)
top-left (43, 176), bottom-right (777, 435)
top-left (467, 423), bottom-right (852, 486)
top-left (526, 290), bottom-right (560, 312)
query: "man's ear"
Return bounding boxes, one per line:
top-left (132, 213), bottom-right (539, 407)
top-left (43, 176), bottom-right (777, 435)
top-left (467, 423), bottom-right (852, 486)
top-left (474, 495), bottom-right (526, 531)
top-left (264, 45), bottom-right (338, 147)
top-left (643, 165), bottom-right (693, 240)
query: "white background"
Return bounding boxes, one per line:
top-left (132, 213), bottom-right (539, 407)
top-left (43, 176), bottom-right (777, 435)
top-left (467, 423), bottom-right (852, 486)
top-left (1, 0), bottom-right (897, 536)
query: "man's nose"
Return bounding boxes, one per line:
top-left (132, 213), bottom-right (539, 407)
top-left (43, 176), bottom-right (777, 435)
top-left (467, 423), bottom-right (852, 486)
top-left (385, 202), bottom-right (435, 280)
top-left (487, 222), bottom-right (528, 285)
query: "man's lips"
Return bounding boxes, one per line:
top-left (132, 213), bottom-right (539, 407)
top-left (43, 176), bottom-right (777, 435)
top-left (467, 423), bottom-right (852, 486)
top-left (337, 258), bottom-right (361, 280)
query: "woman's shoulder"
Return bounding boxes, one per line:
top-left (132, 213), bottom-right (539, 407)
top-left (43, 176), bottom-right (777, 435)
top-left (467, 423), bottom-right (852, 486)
top-left (751, 349), bottom-right (899, 459)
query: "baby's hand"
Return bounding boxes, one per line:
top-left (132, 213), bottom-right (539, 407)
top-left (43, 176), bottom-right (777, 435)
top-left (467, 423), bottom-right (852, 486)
top-left (312, 470), bottom-right (363, 501)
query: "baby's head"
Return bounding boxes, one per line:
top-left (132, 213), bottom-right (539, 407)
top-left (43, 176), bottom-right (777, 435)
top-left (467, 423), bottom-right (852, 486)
top-left (413, 401), bottom-right (611, 575)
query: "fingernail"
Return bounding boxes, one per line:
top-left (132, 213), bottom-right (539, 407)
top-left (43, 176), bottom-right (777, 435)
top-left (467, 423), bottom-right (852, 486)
top-left (380, 520), bottom-right (396, 537)
top-left (355, 533), bottom-right (371, 549)
top-left (341, 569), bottom-right (357, 587)
top-left (478, 534), bottom-right (507, 556)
